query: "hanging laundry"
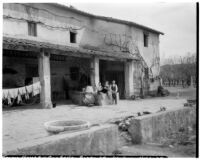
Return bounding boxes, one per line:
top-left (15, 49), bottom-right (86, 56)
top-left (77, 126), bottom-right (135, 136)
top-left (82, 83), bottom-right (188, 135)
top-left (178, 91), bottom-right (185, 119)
top-left (2, 82), bottom-right (41, 106)
top-left (25, 92), bottom-right (29, 100)
top-left (8, 88), bottom-right (19, 99)
top-left (17, 91), bottom-right (22, 104)
top-left (18, 86), bottom-right (26, 96)
top-left (3, 89), bottom-right (9, 100)
top-left (26, 84), bottom-right (33, 94)
top-left (7, 95), bottom-right (11, 105)
top-left (33, 82), bottom-right (41, 96)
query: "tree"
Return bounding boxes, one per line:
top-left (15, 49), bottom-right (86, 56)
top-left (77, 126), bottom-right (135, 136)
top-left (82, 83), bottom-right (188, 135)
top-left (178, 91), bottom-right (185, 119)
top-left (160, 53), bottom-right (196, 87)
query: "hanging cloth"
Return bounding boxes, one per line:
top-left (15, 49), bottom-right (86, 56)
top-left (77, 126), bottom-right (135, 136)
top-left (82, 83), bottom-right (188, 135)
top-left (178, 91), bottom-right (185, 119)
top-left (33, 82), bottom-right (41, 96)
top-left (8, 88), bottom-right (18, 99)
top-left (18, 86), bottom-right (26, 96)
top-left (3, 89), bottom-right (9, 100)
top-left (26, 84), bottom-right (33, 94)
top-left (7, 95), bottom-right (11, 105)
top-left (25, 86), bottom-right (30, 100)
top-left (25, 92), bottom-right (29, 100)
top-left (17, 90), bottom-right (22, 104)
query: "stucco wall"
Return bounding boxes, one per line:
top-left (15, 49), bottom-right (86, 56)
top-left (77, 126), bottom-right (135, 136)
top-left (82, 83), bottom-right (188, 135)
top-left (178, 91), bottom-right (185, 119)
top-left (3, 3), bottom-right (160, 77)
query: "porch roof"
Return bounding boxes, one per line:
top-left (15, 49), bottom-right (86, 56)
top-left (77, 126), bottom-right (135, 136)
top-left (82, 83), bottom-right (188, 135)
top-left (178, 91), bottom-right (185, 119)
top-left (3, 36), bottom-right (140, 60)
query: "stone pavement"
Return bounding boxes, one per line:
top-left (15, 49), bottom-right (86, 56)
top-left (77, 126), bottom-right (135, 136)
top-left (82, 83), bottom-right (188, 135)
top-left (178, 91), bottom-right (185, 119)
top-left (3, 97), bottom-right (187, 153)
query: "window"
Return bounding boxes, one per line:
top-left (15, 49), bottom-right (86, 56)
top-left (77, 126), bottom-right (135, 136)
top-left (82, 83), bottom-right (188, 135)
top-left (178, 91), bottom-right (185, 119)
top-left (70, 31), bottom-right (77, 43)
top-left (28, 22), bottom-right (37, 37)
top-left (143, 33), bottom-right (149, 47)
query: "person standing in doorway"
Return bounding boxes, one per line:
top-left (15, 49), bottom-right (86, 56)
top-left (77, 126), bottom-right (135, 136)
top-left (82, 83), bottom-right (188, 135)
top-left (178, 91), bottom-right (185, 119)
top-left (111, 80), bottom-right (118, 104)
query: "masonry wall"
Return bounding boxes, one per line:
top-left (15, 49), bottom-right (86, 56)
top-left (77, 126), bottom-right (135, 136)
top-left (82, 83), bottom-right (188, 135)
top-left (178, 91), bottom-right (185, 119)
top-left (3, 3), bottom-right (160, 78)
top-left (3, 3), bottom-right (161, 97)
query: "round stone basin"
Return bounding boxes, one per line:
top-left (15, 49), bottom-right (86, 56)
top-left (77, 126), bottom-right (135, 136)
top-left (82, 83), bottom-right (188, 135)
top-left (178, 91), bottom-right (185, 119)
top-left (44, 120), bottom-right (90, 133)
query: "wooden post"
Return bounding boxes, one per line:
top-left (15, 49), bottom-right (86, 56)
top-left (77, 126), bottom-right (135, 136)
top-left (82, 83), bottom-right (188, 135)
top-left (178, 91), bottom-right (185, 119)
top-left (38, 50), bottom-right (52, 109)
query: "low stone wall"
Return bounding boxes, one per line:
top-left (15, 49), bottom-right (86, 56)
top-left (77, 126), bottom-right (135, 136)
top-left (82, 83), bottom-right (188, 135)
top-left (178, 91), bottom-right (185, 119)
top-left (128, 107), bottom-right (196, 144)
top-left (4, 124), bottom-right (118, 156)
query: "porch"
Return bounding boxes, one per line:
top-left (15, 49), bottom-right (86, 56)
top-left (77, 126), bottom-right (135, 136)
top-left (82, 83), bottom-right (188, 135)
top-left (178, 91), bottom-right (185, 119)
top-left (3, 36), bottom-right (140, 109)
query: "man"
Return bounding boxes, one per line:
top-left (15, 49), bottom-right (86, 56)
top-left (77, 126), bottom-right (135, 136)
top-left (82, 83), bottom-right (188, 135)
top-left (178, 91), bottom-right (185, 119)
top-left (110, 80), bottom-right (118, 104)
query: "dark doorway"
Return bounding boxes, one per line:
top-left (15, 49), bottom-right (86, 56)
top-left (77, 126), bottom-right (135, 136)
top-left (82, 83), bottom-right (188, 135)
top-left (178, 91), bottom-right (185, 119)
top-left (99, 60), bottom-right (125, 99)
top-left (105, 71), bottom-right (125, 99)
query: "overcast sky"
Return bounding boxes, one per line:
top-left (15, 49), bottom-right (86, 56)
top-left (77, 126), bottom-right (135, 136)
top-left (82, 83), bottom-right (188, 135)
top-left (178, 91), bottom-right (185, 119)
top-left (61, 2), bottom-right (196, 61)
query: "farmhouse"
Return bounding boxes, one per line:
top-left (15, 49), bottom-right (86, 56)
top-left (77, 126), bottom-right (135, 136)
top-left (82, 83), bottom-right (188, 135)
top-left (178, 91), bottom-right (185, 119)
top-left (3, 3), bottom-right (164, 108)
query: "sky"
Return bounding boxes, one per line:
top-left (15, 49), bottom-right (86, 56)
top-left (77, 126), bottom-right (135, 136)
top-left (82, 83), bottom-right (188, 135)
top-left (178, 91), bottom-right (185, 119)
top-left (61, 2), bottom-right (196, 62)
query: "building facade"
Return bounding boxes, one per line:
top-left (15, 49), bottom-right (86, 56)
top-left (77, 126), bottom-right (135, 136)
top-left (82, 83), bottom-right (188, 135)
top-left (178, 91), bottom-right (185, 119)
top-left (3, 3), bottom-right (163, 108)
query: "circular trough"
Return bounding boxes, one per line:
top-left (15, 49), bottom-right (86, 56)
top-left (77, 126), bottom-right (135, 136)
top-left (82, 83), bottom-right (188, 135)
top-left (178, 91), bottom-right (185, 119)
top-left (44, 120), bottom-right (90, 133)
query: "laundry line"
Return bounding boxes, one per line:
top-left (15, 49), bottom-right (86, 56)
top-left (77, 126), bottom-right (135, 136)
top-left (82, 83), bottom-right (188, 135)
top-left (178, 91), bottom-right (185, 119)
top-left (3, 81), bottom-right (41, 104)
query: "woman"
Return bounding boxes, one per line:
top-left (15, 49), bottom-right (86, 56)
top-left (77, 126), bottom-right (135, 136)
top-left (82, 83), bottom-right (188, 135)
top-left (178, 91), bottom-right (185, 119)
top-left (101, 81), bottom-right (110, 94)
top-left (96, 82), bottom-right (103, 93)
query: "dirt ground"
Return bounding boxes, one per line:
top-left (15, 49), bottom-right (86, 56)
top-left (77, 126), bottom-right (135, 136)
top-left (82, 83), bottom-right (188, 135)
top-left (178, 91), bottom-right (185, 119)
top-left (3, 86), bottom-right (197, 157)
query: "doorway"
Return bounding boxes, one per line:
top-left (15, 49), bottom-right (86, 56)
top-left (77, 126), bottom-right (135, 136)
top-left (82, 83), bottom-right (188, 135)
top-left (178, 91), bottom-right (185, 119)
top-left (99, 60), bottom-right (125, 99)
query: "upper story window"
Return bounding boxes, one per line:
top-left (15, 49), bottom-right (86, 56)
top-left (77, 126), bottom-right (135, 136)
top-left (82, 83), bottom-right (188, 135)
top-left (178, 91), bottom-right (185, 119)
top-left (70, 31), bottom-right (77, 43)
top-left (28, 22), bottom-right (37, 37)
top-left (143, 32), bottom-right (149, 47)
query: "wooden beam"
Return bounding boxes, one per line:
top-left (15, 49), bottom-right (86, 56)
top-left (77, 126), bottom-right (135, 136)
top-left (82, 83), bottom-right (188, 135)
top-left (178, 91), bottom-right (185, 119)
top-left (98, 56), bottom-right (126, 62)
top-left (44, 48), bottom-right (91, 59)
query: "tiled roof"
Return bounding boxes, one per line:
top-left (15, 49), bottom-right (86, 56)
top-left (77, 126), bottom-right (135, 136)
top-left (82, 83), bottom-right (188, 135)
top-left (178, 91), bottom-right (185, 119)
top-left (53, 3), bottom-right (164, 35)
top-left (3, 36), bottom-right (140, 60)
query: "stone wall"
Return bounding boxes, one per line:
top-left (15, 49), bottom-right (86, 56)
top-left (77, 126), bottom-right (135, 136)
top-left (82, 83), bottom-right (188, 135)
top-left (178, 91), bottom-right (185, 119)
top-left (128, 107), bottom-right (196, 144)
top-left (4, 124), bottom-right (119, 156)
